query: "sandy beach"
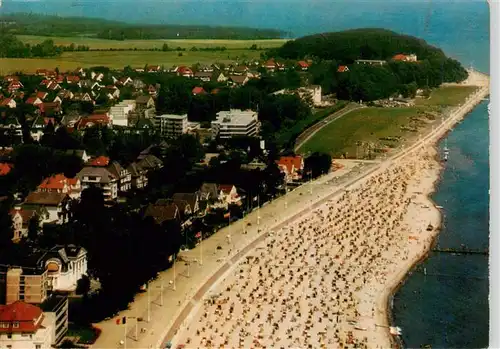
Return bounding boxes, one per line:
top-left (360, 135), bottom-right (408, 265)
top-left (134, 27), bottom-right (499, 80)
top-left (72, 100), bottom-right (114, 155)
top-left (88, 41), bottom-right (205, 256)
top-left (172, 146), bottom-right (442, 349)
top-left (91, 70), bottom-right (489, 349)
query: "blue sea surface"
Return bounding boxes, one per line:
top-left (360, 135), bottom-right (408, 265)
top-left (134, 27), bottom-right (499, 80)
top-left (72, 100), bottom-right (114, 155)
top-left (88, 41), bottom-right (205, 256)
top-left (0, 0), bottom-right (490, 347)
top-left (393, 101), bottom-right (490, 349)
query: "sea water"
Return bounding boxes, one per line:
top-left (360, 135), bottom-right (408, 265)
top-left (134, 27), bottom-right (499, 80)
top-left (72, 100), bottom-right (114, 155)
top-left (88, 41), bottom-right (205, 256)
top-left (0, 0), bottom-right (490, 347)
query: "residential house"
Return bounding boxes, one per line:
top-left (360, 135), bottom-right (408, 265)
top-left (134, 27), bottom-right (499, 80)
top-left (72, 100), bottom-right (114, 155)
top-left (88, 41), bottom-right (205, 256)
top-left (115, 76), bottom-right (133, 86)
top-left (199, 65), bottom-right (213, 72)
top-left (106, 161), bottom-right (132, 193)
top-left (52, 96), bottom-right (63, 104)
top-left (0, 301), bottom-right (53, 349)
top-left (87, 155), bottom-right (110, 167)
top-left (56, 89), bottom-right (73, 101)
top-left (137, 154), bottom-right (163, 172)
top-left (25, 96), bottom-right (43, 107)
top-left (7, 80), bottom-right (23, 94)
top-left (90, 71), bottom-right (104, 81)
top-left (147, 84), bottom-right (158, 97)
top-left (55, 75), bottom-right (65, 84)
top-left (132, 79), bottom-right (146, 90)
top-left (45, 81), bottom-right (61, 91)
top-left (337, 65), bottom-right (350, 73)
top-left (146, 65), bottom-right (162, 73)
top-left (136, 95), bottom-right (155, 110)
top-left (215, 72), bottom-right (228, 83)
top-left (192, 87), bottom-right (206, 96)
top-left (0, 98), bottom-right (16, 109)
top-left (77, 166), bottom-right (119, 202)
top-left (35, 91), bottom-right (48, 101)
top-left (228, 74), bottom-right (249, 86)
top-left (37, 174), bottom-right (81, 200)
top-left (0, 163), bottom-right (12, 176)
top-left (232, 65), bottom-right (249, 75)
top-left (144, 202), bottom-right (180, 225)
top-left (43, 245), bottom-right (87, 292)
top-left (73, 92), bottom-right (93, 103)
top-left (37, 102), bottom-right (62, 117)
top-left (80, 80), bottom-right (101, 91)
top-left (23, 192), bottom-right (70, 224)
top-left (263, 59), bottom-right (278, 72)
top-left (0, 116), bottom-right (23, 139)
top-left (127, 162), bottom-right (148, 189)
top-left (30, 116), bottom-right (56, 142)
top-left (276, 155), bottom-right (304, 182)
top-left (172, 192), bottom-right (200, 216)
top-left (75, 114), bottom-right (111, 130)
top-left (175, 66), bottom-right (194, 78)
top-left (297, 60), bottom-right (310, 71)
top-left (193, 71), bottom-right (213, 82)
top-left (218, 184), bottom-right (241, 206)
top-left (9, 206), bottom-right (47, 242)
top-left (392, 53), bottom-right (418, 62)
top-left (65, 75), bottom-right (80, 84)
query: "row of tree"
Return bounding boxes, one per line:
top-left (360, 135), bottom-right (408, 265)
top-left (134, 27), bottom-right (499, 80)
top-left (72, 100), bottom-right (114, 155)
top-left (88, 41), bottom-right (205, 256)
top-left (0, 34), bottom-right (89, 58)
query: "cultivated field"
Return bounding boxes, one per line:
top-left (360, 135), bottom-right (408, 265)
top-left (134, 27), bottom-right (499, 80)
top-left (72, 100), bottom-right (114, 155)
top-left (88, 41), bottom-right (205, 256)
top-left (0, 49), bottom-right (263, 74)
top-left (17, 35), bottom-right (288, 50)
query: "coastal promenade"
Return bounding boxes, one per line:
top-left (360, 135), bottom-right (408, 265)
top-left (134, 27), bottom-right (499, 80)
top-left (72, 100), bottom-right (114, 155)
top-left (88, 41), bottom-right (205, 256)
top-left (91, 70), bottom-right (488, 349)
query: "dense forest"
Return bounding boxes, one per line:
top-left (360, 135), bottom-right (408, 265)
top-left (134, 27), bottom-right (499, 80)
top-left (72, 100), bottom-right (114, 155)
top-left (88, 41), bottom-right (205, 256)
top-left (0, 13), bottom-right (285, 40)
top-left (266, 28), bottom-right (468, 101)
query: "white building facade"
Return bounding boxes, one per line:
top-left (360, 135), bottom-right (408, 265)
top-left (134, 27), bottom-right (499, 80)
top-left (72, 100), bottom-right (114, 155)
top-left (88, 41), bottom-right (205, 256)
top-left (109, 99), bottom-right (136, 127)
top-left (155, 114), bottom-right (188, 139)
top-left (211, 110), bottom-right (259, 139)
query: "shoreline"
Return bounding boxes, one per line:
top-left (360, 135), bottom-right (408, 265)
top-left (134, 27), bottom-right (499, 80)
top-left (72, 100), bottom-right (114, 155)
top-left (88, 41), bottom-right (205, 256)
top-left (90, 72), bottom-right (489, 349)
top-left (382, 75), bottom-right (489, 347)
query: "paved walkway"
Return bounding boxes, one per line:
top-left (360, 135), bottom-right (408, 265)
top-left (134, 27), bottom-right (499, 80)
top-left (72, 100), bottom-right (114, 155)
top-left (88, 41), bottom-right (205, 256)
top-left (91, 71), bottom-right (488, 349)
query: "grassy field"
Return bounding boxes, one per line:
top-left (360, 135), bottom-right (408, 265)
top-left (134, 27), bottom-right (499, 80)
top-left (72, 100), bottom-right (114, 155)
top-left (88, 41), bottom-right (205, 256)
top-left (297, 85), bottom-right (478, 157)
top-left (17, 35), bottom-right (288, 50)
top-left (0, 49), bottom-right (263, 74)
top-left (416, 86), bottom-right (478, 106)
top-left (297, 107), bottom-right (420, 157)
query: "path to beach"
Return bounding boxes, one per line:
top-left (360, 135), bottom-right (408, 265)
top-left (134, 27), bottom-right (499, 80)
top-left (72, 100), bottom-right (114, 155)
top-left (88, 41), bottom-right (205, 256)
top-left (91, 70), bottom-right (488, 349)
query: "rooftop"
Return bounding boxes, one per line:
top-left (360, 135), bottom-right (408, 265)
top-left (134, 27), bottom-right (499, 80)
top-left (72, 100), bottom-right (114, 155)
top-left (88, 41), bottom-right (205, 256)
top-left (213, 109), bottom-right (257, 126)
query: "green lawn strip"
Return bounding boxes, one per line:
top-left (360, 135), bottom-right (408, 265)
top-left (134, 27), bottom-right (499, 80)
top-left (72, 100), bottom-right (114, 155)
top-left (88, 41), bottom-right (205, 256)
top-left (416, 86), bottom-right (478, 107)
top-left (275, 102), bottom-right (348, 149)
top-left (298, 107), bottom-right (419, 157)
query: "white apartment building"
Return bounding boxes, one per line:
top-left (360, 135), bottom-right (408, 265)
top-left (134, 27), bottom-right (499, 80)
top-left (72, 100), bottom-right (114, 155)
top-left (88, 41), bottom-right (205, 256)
top-left (77, 167), bottom-right (119, 202)
top-left (109, 99), bottom-right (136, 127)
top-left (211, 109), bottom-right (259, 139)
top-left (155, 114), bottom-right (188, 139)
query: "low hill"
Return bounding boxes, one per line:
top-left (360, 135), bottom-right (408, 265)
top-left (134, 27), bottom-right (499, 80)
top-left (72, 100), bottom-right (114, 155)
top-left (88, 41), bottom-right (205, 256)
top-left (0, 13), bottom-right (285, 40)
top-left (266, 29), bottom-right (468, 102)
top-left (266, 28), bottom-right (447, 62)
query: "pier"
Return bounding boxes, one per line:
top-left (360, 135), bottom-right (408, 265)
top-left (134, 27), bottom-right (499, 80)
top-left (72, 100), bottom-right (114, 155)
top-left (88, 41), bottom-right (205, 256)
top-left (431, 247), bottom-right (489, 255)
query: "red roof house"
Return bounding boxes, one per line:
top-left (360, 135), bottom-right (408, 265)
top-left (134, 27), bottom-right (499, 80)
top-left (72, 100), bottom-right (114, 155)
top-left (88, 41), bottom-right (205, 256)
top-left (337, 65), bottom-right (350, 73)
top-left (276, 155), bottom-right (304, 181)
top-left (38, 173), bottom-right (81, 196)
top-left (88, 156), bottom-right (110, 167)
top-left (176, 66), bottom-right (194, 78)
top-left (0, 301), bottom-right (44, 334)
top-left (66, 75), bottom-right (81, 84)
top-left (297, 60), bottom-right (310, 70)
top-left (192, 87), bottom-right (206, 95)
top-left (0, 163), bottom-right (13, 176)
